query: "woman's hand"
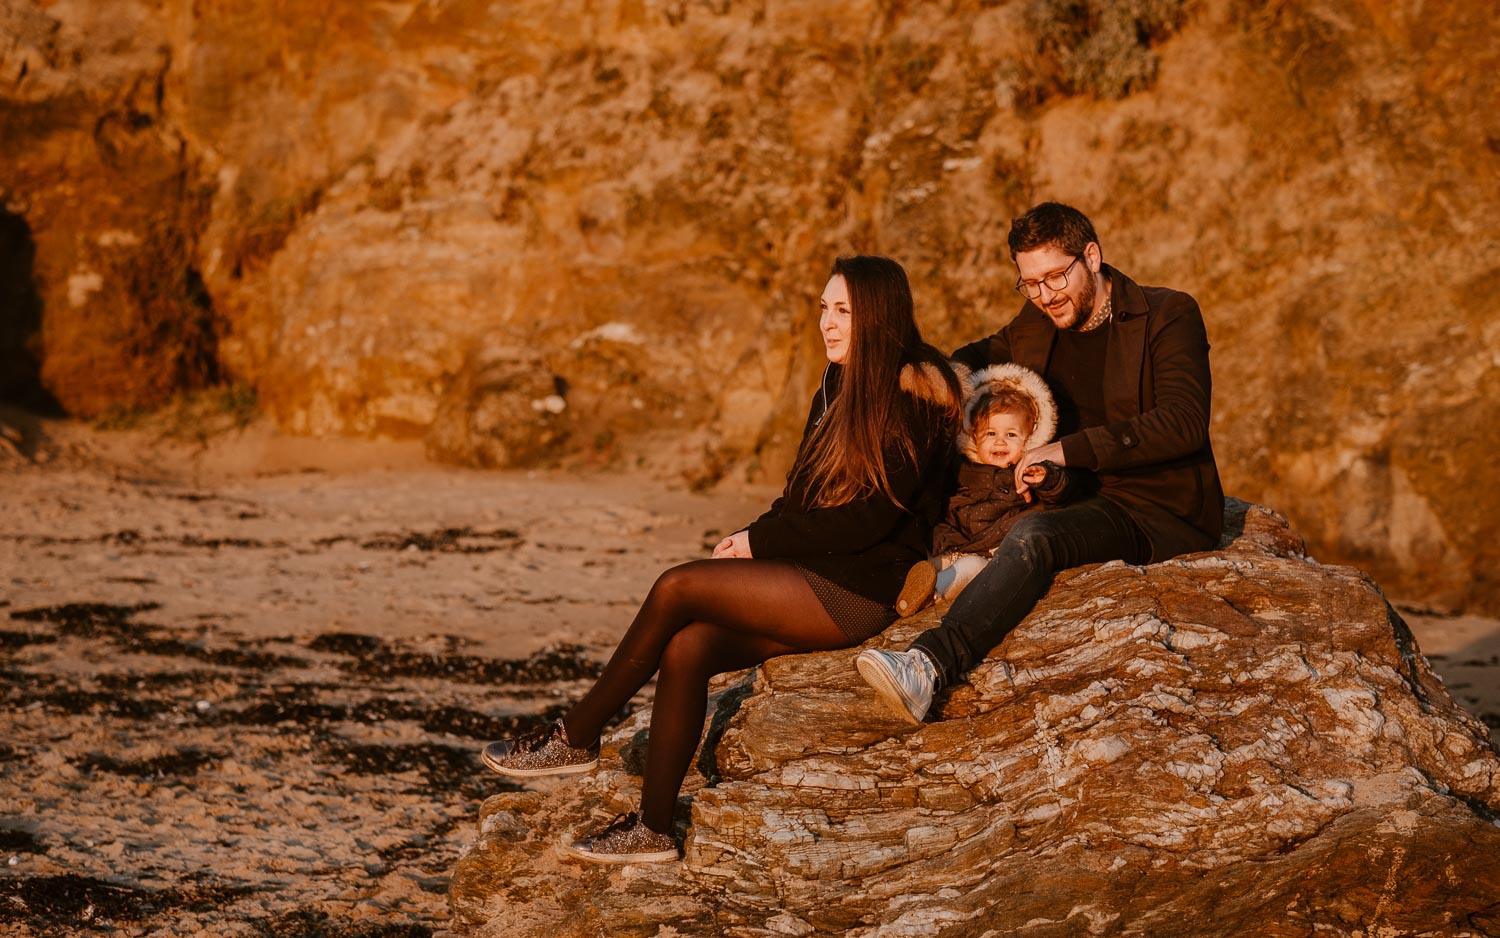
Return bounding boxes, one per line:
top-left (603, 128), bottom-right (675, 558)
top-left (712, 530), bottom-right (753, 559)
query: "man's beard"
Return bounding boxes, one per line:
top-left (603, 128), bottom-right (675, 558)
top-left (1057, 273), bottom-right (1097, 332)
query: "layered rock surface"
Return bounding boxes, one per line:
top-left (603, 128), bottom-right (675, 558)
top-left (450, 501), bottom-right (1500, 937)
top-left (3, 0), bottom-right (1499, 609)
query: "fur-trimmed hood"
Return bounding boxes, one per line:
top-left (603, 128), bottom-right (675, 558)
top-left (897, 360), bottom-right (961, 408)
top-left (956, 363), bottom-right (1057, 462)
top-left (808, 361), bottom-right (959, 430)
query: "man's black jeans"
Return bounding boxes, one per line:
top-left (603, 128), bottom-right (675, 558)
top-left (911, 496), bottom-right (1149, 687)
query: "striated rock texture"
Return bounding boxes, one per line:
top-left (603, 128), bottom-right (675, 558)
top-left (3, 0), bottom-right (1500, 609)
top-left (449, 500), bottom-right (1500, 937)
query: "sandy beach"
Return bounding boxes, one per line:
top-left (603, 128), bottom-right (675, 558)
top-left (2, 420), bottom-right (1495, 936)
top-left (0, 419), bottom-right (770, 936)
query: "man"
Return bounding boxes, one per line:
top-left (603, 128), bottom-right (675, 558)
top-left (857, 201), bottom-right (1225, 722)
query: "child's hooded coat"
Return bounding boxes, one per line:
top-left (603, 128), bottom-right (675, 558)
top-left (931, 363), bottom-right (1088, 556)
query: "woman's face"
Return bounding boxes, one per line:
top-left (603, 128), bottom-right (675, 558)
top-left (819, 275), bottom-right (852, 364)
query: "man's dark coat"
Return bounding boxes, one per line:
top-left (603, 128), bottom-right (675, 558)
top-left (951, 264), bottom-right (1224, 562)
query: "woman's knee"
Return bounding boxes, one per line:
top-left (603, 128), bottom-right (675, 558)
top-left (648, 560), bottom-right (715, 609)
top-left (659, 623), bottom-right (716, 679)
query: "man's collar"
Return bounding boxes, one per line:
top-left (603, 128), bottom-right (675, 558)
top-left (1102, 263), bottom-right (1150, 320)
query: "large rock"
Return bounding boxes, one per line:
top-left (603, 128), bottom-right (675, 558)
top-left (4, 0), bottom-right (1499, 610)
top-left (449, 500), bottom-right (1500, 936)
top-left (424, 343), bottom-right (569, 468)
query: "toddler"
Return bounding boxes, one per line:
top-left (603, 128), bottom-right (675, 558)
top-left (896, 363), bottom-right (1086, 615)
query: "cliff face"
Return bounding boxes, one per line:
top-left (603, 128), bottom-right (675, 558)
top-left (3, 0), bottom-right (1499, 610)
top-left (449, 502), bottom-right (1500, 936)
top-left (0, 0), bottom-right (215, 414)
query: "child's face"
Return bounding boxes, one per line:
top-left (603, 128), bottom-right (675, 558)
top-left (975, 409), bottom-right (1031, 468)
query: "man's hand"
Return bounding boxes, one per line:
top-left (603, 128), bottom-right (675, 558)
top-left (1014, 441), bottom-right (1065, 501)
top-left (712, 530), bottom-right (753, 559)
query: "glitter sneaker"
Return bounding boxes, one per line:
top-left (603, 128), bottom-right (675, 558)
top-left (482, 719), bottom-right (599, 777)
top-left (895, 561), bottom-right (937, 617)
top-left (855, 647), bottom-right (938, 724)
top-left (566, 812), bottom-right (679, 864)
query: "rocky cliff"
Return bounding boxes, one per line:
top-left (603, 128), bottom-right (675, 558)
top-left (448, 500), bottom-right (1500, 936)
top-left (2, 0), bottom-right (1498, 611)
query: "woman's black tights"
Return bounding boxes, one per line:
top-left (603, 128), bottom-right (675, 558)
top-left (561, 559), bottom-right (849, 834)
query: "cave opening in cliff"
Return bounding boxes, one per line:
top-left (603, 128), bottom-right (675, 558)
top-left (0, 208), bottom-right (63, 416)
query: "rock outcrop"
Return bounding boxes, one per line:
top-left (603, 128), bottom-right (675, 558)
top-left (3, 0), bottom-right (1499, 609)
top-left (449, 500), bottom-right (1500, 937)
top-left (0, 0), bottom-right (219, 415)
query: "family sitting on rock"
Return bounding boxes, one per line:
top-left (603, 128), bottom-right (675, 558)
top-left (481, 201), bottom-right (1225, 864)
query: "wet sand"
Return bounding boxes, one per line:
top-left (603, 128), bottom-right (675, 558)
top-left (0, 422), bottom-right (768, 936)
top-left (1, 421), bottom-right (1495, 936)
top-left (1399, 608), bottom-right (1500, 746)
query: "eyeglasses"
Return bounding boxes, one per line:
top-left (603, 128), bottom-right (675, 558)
top-left (1014, 256), bottom-right (1082, 300)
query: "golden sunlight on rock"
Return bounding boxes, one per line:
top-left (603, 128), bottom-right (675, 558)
top-left (451, 502), bottom-right (1500, 936)
top-left (5, 1), bottom-right (1496, 612)
top-left (3, 2), bottom-right (1500, 931)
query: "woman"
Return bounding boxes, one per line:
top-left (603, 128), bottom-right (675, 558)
top-left (482, 255), bottom-right (960, 863)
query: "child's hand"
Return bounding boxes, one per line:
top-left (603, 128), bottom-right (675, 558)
top-left (1017, 463), bottom-right (1046, 502)
top-left (1020, 464), bottom-right (1048, 485)
top-left (1014, 441), bottom-right (1062, 501)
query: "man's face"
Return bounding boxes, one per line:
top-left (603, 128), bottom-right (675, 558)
top-left (1016, 244), bottom-right (1096, 330)
top-left (974, 409), bottom-right (1031, 468)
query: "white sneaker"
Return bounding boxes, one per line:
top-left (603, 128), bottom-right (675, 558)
top-left (855, 648), bottom-right (938, 724)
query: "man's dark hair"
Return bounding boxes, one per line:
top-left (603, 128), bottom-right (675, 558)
top-left (1007, 202), bottom-right (1099, 259)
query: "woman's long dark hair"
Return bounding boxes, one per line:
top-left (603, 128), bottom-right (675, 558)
top-left (789, 255), bottom-right (960, 510)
